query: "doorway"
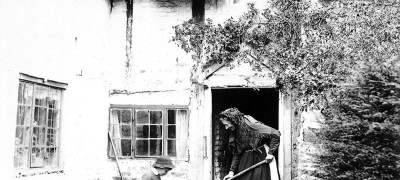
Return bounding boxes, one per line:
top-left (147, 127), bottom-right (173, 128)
top-left (211, 88), bottom-right (279, 180)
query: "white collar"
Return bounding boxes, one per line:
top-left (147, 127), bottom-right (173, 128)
top-left (151, 167), bottom-right (159, 175)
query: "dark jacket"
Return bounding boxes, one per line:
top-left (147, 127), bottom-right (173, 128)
top-left (219, 108), bottom-right (281, 173)
top-left (229, 115), bottom-right (280, 172)
top-left (141, 170), bottom-right (161, 180)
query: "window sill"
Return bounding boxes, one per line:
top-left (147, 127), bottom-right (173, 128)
top-left (14, 168), bottom-right (64, 178)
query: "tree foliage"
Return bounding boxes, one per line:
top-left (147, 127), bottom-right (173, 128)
top-left (319, 57), bottom-right (400, 180)
top-left (172, 0), bottom-right (400, 179)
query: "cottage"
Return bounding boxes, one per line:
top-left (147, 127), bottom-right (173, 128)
top-left (0, 0), bottom-right (323, 179)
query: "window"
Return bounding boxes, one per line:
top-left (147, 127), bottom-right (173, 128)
top-left (109, 106), bottom-right (189, 159)
top-left (14, 74), bottom-right (66, 169)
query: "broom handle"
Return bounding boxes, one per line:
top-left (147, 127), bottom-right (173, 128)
top-left (230, 159), bottom-right (268, 180)
top-left (109, 131), bottom-right (123, 178)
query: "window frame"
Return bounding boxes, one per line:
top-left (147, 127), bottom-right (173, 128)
top-left (109, 105), bottom-right (189, 160)
top-left (14, 73), bottom-right (67, 170)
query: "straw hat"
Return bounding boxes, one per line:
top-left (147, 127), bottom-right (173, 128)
top-left (152, 156), bottom-right (175, 169)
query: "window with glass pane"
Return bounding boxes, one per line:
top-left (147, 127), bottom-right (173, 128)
top-left (14, 81), bottom-right (62, 169)
top-left (135, 109), bottom-right (163, 157)
top-left (109, 109), bottom-right (132, 157)
top-left (167, 109), bottom-right (188, 159)
top-left (108, 106), bottom-right (188, 159)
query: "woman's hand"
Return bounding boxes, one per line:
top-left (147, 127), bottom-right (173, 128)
top-left (223, 171), bottom-right (234, 180)
top-left (265, 154), bottom-right (274, 163)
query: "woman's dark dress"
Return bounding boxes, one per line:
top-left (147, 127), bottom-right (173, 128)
top-left (237, 147), bottom-right (271, 180)
top-left (227, 115), bottom-right (281, 180)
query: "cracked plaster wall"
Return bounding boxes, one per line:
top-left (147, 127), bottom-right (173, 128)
top-left (294, 110), bottom-right (326, 180)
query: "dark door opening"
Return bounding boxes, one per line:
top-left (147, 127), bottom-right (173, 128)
top-left (212, 88), bottom-right (279, 180)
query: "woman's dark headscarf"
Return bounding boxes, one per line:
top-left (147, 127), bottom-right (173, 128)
top-left (218, 107), bottom-right (252, 137)
top-left (218, 107), bottom-right (244, 126)
top-left (219, 107), bottom-right (281, 150)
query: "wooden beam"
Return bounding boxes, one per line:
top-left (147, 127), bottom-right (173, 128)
top-left (205, 62), bottom-right (226, 79)
top-left (203, 87), bottom-right (213, 179)
top-left (279, 93), bottom-right (292, 180)
top-left (192, 0), bottom-right (205, 23)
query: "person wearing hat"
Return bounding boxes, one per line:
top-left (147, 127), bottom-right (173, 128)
top-left (141, 156), bottom-right (175, 180)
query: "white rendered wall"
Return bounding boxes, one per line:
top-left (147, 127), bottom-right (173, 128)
top-left (0, 0), bottom-right (117, 179)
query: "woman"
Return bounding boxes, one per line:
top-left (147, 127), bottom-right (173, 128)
top-left (219, 108), bottom-right (280, 180)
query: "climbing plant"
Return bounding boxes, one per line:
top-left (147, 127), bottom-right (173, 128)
top-left (172, 0), bottom-right (356, 109)
top-left (173, 0), bottom-right (400, 179)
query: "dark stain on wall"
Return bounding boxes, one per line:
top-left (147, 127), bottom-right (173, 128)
top-left (108, 0), bottom-right (133, 75)
top-left (125, 0), bottom-right (133, 72)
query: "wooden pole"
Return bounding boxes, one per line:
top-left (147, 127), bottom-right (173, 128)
top-left (109, 131), bottom-right (124, 179)
top-left (230, 159), bottom-right (268, 179)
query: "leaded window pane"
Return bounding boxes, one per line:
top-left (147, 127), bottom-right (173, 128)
top-left (121, 110), bottom-right (132, 123)
top-left (136, 125), bottom-right (149, 138)
top-left (149, 139), bottom-right (162, 156)
top-left (150, 111), bottom-right (162, 124)
top-left (137, 110), bottom-right (149, 124)
top-left (48, 88), bottom-right (61, 109)
top-left (34, 107), bottom-right (47, 126)
top-left (121, 139), bottom-right (132, 156)
top-left (46, 129), bottom-right (57, 146)
top-left (32, 127), bottom-right (46, 146)
top-left (121, 125), bottom-right (132, 138)
top-left (17, 106), bottom-right (32, 126)
top-left (34, 85), bottom-right (48, 106)
top-left (45, 147), bottom-right (58, 168)
top-left (168, 125), bottom-right (176, 138)
top-left (136, 140), bottom-right (148, 156)
top-left (15, 127), bottom-right (30, 146)
top-left (14, 80), bottom-right (63, 169)
top-left (150, 125), bottom-right (162, 138)
top-left (18, 82), bottom-right (33, 105)
top-left (30, 147), bottom-right (45, 168)
top-left (167, 140), bottom-right (177, 157)
top-left (168, 110), bottom-right (176, 124)
top-left (47, 109), bottom-right (59, 128)
top-left (14, 147), bottom-right (29, 168)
